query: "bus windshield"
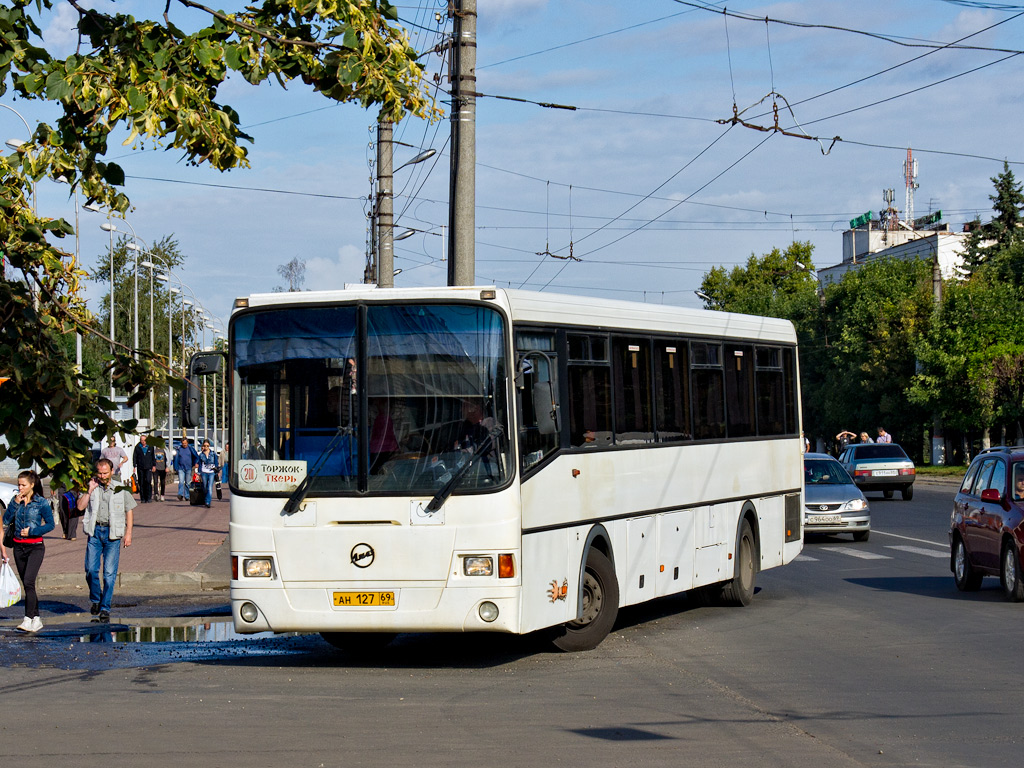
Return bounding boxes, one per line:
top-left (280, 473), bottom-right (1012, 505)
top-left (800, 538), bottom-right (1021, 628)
top-left (232, 302), bottom-right (510, 495)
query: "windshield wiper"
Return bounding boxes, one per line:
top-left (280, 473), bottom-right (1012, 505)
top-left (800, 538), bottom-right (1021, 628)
top-left (282, 427), bottom-right (351, 516)
top-left (425, 426), bottom-right (502, 513)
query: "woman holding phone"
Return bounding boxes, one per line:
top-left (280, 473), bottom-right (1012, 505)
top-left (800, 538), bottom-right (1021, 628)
top-left (3, 469), bottom-right (55, 632)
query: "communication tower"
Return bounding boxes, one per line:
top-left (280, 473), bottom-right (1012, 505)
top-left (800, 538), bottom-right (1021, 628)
top-left (903, 148), bottom-right (919, 226)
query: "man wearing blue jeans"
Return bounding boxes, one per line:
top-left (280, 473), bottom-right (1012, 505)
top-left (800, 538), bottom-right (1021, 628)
top-left (76, 458), bottom-right (136, 622)
top-left (172, 437), bottom-right (198, 501)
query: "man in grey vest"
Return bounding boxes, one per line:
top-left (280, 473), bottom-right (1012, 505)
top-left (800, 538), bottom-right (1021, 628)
top-left (76, 458), bottom-right (136, 622)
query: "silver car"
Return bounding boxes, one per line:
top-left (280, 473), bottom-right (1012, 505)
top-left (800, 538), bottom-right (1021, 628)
top-left (804, 453), bottom-right (871, 542)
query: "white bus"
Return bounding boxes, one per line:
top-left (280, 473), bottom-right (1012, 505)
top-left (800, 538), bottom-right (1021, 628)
top-left (189, 286), bottom-right (804, 651)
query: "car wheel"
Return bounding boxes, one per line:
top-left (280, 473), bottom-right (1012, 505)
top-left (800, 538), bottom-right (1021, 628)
top-left (883, 490), bottom-right (894, 499)
top-left (720, 519), bottom-right (757, 607)
top-left (901, 485), bottom-right (914, 501)
top-left (853, 530), bottom-right (870, 542)
top-left (953, 537), bottom-right (982, 591)
top-left (1001, 543), bottom-right (1024, 602)
top-left (551, 548), bottom-right (619, 652)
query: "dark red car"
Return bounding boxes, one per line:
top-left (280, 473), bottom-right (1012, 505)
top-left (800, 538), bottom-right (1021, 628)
top-left (950, 447), bottom-right (1024, 600)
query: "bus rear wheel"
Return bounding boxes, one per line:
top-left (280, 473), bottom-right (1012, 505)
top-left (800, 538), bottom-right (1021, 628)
top-left (720, 519), bottom-right (757, 607)
top-left (551, 549), bottom-right (619, 652)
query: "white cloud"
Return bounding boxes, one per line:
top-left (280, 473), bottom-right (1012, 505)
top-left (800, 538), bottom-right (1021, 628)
top-left (306, 245), bottom-right (367, 290)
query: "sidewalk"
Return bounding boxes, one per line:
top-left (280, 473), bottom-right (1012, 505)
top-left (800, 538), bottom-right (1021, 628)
top-left (34, 478), bottom-right (230, 594)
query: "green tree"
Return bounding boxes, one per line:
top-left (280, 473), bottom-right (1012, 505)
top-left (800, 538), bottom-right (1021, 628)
top-left (815, 258), bottom-right (933, 453)
top-left (698, 241), bottom-right (818, 318)
top-left (0, 1), bottom-right (436, 489)
top-left (961, 162), bottom-right (1024, 282)
top-left (909, 277), bottom-right (1024, 447)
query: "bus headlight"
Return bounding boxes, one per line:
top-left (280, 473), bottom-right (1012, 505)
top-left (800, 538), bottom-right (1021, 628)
top-left (243, 557), bottom-right (274, 578)
top-left (478, 601), bottom-right (499, 622)
top-left (463, 556), bottom-right (493, 576)
top-left (239, 602), bottom-right (260, 623)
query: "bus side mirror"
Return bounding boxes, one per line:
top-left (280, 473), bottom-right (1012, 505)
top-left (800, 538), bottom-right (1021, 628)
top-left (533, 381), bottom-right (558, 435)
top-left (181, 352), bottom-right (226, 429)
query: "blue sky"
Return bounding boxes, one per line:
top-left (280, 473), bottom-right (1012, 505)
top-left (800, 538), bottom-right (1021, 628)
top-left (5, 0), bottom-right (1023, 328)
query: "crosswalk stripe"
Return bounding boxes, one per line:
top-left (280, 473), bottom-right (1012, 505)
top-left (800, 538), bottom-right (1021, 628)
top-left (886, 545), bottom-right (948, 559)
top-left (819, 546), bottom-right (891, 560)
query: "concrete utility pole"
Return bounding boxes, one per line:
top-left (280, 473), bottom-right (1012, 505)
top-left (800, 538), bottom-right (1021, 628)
top-left (377, 119), bottom-right (395, 288)
top-left (448, 0), bottom-right (476, 286)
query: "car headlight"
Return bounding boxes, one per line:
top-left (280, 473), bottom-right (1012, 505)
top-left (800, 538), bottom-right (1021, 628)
top-left (843, 498), bottom-right (868, 512)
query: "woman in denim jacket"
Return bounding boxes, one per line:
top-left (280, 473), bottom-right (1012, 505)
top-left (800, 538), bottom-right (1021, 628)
top-left (3, 469), bottom-right (55, 632)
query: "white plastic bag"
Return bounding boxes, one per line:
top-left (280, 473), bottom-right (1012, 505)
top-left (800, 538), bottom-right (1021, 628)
top-left (0, 560), bottom-right (22, 609)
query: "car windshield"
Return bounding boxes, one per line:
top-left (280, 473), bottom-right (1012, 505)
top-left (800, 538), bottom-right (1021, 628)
top-left (232, 302), bottom-right (511, 496)
top-left (805, 458), bottom-right (854, 485)
top-left (853, 445), bottom-right (909, 460)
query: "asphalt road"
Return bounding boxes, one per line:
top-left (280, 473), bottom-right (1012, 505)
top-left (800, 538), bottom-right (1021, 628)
top-left (3, 478), bottom-right (1020, 768)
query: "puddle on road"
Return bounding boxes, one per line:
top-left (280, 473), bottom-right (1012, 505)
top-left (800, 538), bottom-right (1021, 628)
top-left (74, 617), bottom-right (298, 644)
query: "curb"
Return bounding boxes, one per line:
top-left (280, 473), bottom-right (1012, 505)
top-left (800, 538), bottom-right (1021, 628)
top-left (38, 571), bottom-right (229, 592)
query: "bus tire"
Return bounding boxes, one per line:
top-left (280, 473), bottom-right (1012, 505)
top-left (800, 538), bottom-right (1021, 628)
top-left (320, 632), bottom-right (396, 653)
top-left (720, 519), bottom-right (757, 607)
top-left (550, 549), bottom-right (619, 652)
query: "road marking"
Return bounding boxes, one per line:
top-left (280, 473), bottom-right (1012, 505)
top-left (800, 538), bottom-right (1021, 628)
top-left (871, 529), bottom-right (946, 548)
top-left (886, 545), bottom-right (948, 559)
top-left (819, 546), bottom-right (891, 560)
top-left (795, 554), bottom-right (819, 562)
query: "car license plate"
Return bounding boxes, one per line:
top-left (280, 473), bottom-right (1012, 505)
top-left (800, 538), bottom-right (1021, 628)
top-left (332, 591), bottom-right (395, 607)
top-left (873, 469), bottom-right (898, 477)
top-left (807, 514), bottom-right (841, 524)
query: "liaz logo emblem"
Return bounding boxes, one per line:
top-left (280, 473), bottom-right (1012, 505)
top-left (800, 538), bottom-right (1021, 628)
top-left (351, 543), bottom-right (375, 568)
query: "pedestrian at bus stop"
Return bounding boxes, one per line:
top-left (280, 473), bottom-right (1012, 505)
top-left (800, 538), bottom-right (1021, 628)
top-left (836, 430), bottom-right (856, 453)
top-left (152, 442), bottom-right (168, 501)
top-left (133, 434), bottom-right (155, 502)
top-left (100, 436), bottom-right (128, 479)
top-left (173, 437), bottom-right (198, 501)
top-left (197, 439), bottom-right (219, 508)
top-left (77, 458), bottom-right (136, 623)
top-left (4, 469), bottom-right (55, 633)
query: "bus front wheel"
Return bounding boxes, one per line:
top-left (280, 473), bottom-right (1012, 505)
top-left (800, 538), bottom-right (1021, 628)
top-left (551, 549), bottom-right (619, 652)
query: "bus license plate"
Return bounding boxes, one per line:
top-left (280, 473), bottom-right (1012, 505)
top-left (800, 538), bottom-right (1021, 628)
top-left (808, 514), bottom-right (841, 525)
top-left (873, 469), bottom-right (898, 477)
top-left (333, 591), bottom-right (395, 607)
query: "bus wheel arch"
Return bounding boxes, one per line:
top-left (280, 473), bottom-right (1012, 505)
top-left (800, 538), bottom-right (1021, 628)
top-left (721, 504), bottom-right (759, 607)
top-left (550, 527), bottom-right (619, 652)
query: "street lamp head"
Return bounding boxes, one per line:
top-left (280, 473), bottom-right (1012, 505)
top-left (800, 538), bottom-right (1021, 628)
top-left (126, 242), bottom-right (141, 252)
top-left (141, 260), bottom-right (156, 268)
top-left (83, 202), bottom-right (103, 213)
top-left (395, 229), bottom-right (416, 241)
top-left (100, 222), bottom-right (116, 232)
top-left (5, 138), bottom-right (25, 150)
top-left (395, 147), bottom-right (437, 172)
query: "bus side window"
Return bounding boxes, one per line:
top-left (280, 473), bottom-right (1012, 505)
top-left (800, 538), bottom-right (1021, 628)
top-left (567, 334), bottom-right (612, 449)
top-left (516, 340), bottom-right (560, 471)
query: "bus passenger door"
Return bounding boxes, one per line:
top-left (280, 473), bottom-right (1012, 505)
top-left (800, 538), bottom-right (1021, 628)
top-left (657, 510), bottom-right (695, 596)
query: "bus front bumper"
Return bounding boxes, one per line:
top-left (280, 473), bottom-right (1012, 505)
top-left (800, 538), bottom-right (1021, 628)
top-left (231, 584), bottom-right (522, 635)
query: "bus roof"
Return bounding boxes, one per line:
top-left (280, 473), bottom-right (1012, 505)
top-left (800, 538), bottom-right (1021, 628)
top-left (237, 286), bottom-right (797, 344)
